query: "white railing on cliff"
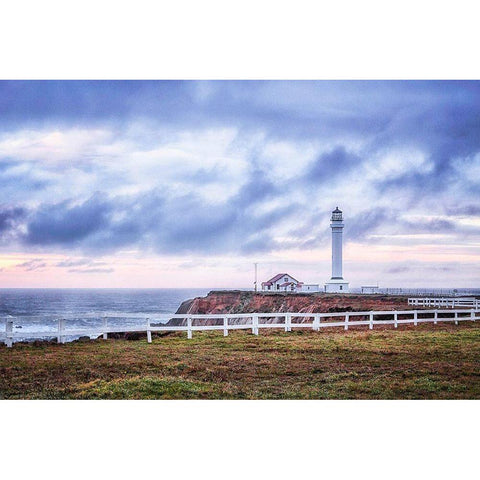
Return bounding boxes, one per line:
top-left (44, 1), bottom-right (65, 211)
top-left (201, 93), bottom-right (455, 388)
top-left (1, 308), bottom-right (479, 347)
top-left (408, 297), bottom-right (480, 308)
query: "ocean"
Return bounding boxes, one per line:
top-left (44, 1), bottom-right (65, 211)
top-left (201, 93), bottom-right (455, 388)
top-left (0, 288), bottom-right (212, 342)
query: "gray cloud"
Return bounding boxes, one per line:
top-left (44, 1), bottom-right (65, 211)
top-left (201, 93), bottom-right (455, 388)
top-left (386, 266), bottom-right (411, 274)
top-left (25, 193), bottom-right (111, 246)
top-left (68, 267), bottom-right (114, 274)
top-left (305, 146), bottom-right (361, 185)
top-left (16, 258), bottom-right (46, 271)
top-left (56, 258), bottom-right (108, 268)
top-left (18, 167), bottom-right (302, 256)
top-left (0, 206), bottom-right (26, 233)
top-left (445, 204), bottom-right (480, 216)
top-left (345, 208), bottom-right (395, 241)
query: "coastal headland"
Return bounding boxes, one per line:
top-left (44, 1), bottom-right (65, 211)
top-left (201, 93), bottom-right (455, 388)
top-left (168, 290), bottom-right (415, 325)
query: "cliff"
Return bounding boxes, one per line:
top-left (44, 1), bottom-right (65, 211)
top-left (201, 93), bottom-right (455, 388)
top-left (168, 290), bottom-right (413, 325)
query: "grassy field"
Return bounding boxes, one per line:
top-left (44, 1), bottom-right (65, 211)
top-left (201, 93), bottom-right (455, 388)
top-left (1, 323), bottom-right (479, 399)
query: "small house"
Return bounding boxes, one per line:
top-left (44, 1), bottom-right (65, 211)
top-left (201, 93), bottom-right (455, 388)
top-left (261, 273), bottom-right (320, 293)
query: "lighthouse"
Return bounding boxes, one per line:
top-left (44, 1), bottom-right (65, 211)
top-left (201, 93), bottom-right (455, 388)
top-left (324, 207), bottom-right (349, 293)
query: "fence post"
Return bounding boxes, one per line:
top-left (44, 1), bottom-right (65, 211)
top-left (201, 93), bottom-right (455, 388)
top-left (471, 309), bottom-right (475, 322)
top-left (102, 316), bottom-right (108, 340)
top-left (146, 318), bottom-right (152, 343)
top-left (57, 318), bottom-right (65, 344)
top-left (6, 319), bottom-right (13, 348)
top-left (394, 312), bottom-right (398, 328)
top-left (369, 313), bottom-right (373, 330)
top-left (253, 314), bottom-right (259, 335)
top-left (434, 310), bottom-right (438, 325)
top-left (187, 317), bottom-right (192, 339)
top-left (223, 317), bottom-right (228, 336)
top-left (454, 311), bottom-right (458, 325)
top-left (287, 314), bottom-right (292, 332)
top-left (313, 314), bottom-right (320, 332)
top-left (344, 313), bottom-right (349, 331)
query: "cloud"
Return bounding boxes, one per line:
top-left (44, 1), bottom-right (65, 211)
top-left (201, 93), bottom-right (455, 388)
top-left (305, 146), bottom-right (361, 185)
top-left (0, 205), bottom-right (27, 245)
top-left (0, 206), bottom-right (26, 233)
top-left (386, 266), bottom-right (411, 274)
top-left (17, 167), bottom-right (302, 256)
top-left (402, 218), bottom-right (456, 234)
top-left (0, 81), bottom-right (476, 145)
top-left (24, 193), bottom-right (111, 246)
top-left (68, 267), bottom-right (114, 274)
top-left (16, 258), bottom-right (46, 271)
top-left (56, 258), bottom-right (107, 268)
top-left (445, 204), bottom-right (480, 216)
top-left (345, 208), bottom-right (396, 241)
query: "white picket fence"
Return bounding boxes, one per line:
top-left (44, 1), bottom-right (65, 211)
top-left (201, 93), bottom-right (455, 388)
top-left (408, 297), bottom-right (480, 308)
top-left (1, 308), bottom-right (479, 347)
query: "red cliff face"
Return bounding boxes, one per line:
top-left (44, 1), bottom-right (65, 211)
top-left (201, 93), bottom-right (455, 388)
top-left (168, 290), bottom-right (414, 325)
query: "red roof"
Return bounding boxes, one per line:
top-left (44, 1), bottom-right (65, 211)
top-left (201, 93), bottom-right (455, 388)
top-left (264, 273), bottom-right (299, 284)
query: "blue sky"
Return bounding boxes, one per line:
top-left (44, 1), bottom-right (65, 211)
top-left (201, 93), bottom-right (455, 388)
top-left (0, 80), bottom-right (479, 287)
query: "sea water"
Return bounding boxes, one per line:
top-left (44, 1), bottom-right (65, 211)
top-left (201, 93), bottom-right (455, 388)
top-left (0, 288), bottom-right (212, 342)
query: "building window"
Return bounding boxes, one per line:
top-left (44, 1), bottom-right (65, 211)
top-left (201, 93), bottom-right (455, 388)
top-left (268, 285), bottom-right (271, 290)
top-left (340, 285), bottom-right (343, 290)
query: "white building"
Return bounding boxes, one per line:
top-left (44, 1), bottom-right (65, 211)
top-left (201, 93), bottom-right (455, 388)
top-left (296, 283), bottom-right (321, 293)
top-left (324, 207), bottom-right (349, 293)
top-left (261, 273), bottom-right (319, 293)
top-left (361, 285), bottom-right (379, 294)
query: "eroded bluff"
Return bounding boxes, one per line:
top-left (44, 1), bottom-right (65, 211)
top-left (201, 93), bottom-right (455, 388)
top-left (167, 291), bottom-right (412, 326)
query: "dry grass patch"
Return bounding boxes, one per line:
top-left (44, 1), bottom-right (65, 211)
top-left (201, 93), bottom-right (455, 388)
top-left (1, 323), bottom-right (479, 399)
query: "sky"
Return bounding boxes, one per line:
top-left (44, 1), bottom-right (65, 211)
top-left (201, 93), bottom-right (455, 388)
top-left (0, 80), bottom-right (479, 288)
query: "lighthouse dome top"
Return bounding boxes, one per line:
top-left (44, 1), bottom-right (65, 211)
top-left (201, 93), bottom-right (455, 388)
top-left (331, 206), bottom-right (343, 221)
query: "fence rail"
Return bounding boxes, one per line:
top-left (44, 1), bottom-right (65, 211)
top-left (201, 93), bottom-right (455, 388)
top-left (408, 297), bottom-right (480, 308)
top-left (1, 308), bottom-right (479, 347)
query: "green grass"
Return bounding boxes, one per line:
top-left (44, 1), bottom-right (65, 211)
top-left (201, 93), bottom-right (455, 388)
top-left (1, 323), bottom-right (479, 399)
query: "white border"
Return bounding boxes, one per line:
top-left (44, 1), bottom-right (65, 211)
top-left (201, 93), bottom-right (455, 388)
top-left (1, 1), bottom-right (478, 478)
top-left (0, 400), bottom-right (478, 479)
top-left (1, 0), bottom-right (479, 79)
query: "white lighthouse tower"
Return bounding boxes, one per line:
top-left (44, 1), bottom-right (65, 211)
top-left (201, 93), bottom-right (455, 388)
top-left (324, 207), bottom-right (349, 293)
